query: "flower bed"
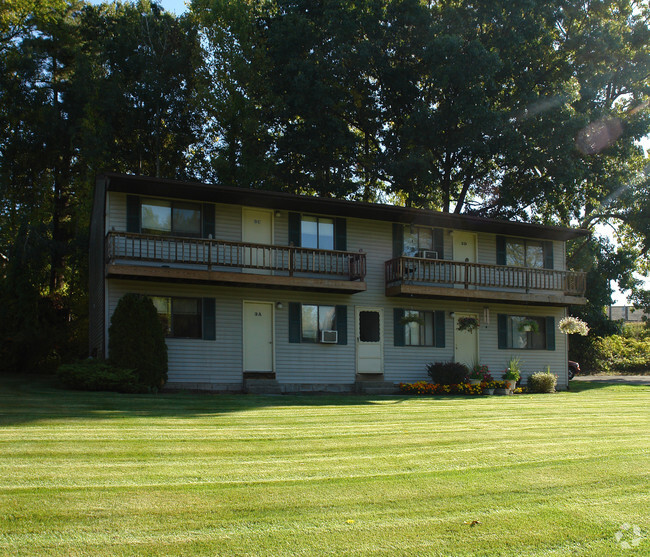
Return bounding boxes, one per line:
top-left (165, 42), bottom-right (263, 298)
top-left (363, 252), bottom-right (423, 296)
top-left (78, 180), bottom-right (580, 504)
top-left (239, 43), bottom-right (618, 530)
top-left (399, 381), bottom-right (484, 395)
top-left (398, 380), bottom-right (524, 396)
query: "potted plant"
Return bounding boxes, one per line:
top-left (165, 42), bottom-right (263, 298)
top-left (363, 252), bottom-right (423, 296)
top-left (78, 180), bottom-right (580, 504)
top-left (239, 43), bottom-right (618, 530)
top-left (400, 313), bottom-right (424, 326)
top-left (468, 364), bottom-right (491, 386)
top-left (457, 316), bottom-right (479, 332)
top-left (482, 380), bottom-right (498, 395)
top-left (502, 357), bottom-right (521, 391)
top-left (518, 319), bottom-right (539, 333)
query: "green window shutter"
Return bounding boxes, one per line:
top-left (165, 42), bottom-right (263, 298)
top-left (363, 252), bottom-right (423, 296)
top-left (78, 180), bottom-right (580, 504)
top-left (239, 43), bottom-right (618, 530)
top-left (434, 310), bottom-right (446, 347)
top-left (335, 218), bottom-right (347, 251)
top-left (335, 305), bottom-right (347, 345)
top-left (202, 204), bottom-right (215, 239)
top-left (288, 213), bottom-right (301, 247)
top-left (288, 302), bottom-right (301, 343)
top-left (544, 241), bottom-right (554, 269)
top-left (202, 298), bottom-right (216, 340)
top-left (434, 229), bottom-right (444, 259)
top-left (496, 236), bottom-right (506, 265)
top-left (545, 316), bottom-right (556, 350)
top-left (392, 223), bottom-right (403, 258)
top-left (498, 314), bottom-right (508, 349)
top-left (126, 195), bottom-right (140, 233)
top-left (393, 308), bottom-right (405, 346)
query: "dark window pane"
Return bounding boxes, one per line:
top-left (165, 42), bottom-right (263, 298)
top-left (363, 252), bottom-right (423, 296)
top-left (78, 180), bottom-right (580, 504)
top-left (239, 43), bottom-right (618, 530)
top-left (172, 298), bottom-right (201, 338)
top-left (142, 200), bottom-right (172, 234)
top-left (318, 219), bottom-right (334, 250)
top-left (359, 311), bottom-right (380, 342)
top-left (151, 296), bottom-right (172, 336)
top-left (173, 202), bottom-right (201, 236)
top-left (301, 217), bottom-right (318, 249)
top-left (319, 306), bottom-right (336, 331)
top-left (301, 304), bottom-right (318, 342)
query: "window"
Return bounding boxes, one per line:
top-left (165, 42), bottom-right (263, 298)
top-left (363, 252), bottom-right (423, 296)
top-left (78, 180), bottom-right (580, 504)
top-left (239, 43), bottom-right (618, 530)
top-left (301, 304), bottom-right (336, 342)
top-left (141, 199), bottom-right (201, 237)
top-left (394, 308), bottom-right (445, 347)
top-left (301, 216), bottom-right (334, 250)
top-left (151, 296), bottom-right (202, 338)
top-left (393, 224), bottom-right (444, 259)
top-left (500, 237), bottom-right (550, 269)
top-left (288, 303), bottom-right (346, 344)
top-left (403, 310), bottom-right (435, 346)
top-left (498, 314), bottom-right (554, 350)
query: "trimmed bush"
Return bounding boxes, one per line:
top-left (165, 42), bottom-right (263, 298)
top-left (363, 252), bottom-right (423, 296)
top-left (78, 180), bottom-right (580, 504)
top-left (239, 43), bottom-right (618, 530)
top-left (426, 361), bottom-right (469, 385)
top-left (527, 370), bottom-right (557, 393)
top-left (108, 294), bottom-right (168, 390)
top-left (57, 359), bottom-right (145, 393)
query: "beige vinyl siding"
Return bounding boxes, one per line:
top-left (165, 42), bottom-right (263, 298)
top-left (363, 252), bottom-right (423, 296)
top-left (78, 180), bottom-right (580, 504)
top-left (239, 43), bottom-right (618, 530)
top-left (214, 203), bottom-right (240, 242)
top-left (479, 304), bottom-right (568, 387)
top-left (103, 205), bottom-right (571, 388)
top-left (107, 280), bottom-right (243, 386)
top-left (107, 192), bottom-right (127, 232)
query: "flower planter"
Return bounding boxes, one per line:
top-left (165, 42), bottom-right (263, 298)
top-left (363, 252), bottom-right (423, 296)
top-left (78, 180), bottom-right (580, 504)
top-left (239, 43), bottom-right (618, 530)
top-left (469, 379), bottom-right (481, 386)
top-left (494, 388), bottom-right (509, 395)
top-left (483, 388), bottom-right (495, 395)
top-left (504, 379), bottom-right (517, 391)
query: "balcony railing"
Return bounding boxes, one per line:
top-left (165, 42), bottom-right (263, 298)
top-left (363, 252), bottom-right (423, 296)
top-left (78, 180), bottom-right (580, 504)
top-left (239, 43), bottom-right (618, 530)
top-left (385, 257), bottom-right (586, 297)
top-left (106, 231), bottom-right (366, 281)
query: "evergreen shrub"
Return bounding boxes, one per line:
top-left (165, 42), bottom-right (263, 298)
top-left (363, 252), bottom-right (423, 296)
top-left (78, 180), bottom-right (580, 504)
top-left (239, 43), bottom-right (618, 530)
top-left (426, 361), bottom-right (469, 385)
top-left (108, 293), bottom-right (168, 390)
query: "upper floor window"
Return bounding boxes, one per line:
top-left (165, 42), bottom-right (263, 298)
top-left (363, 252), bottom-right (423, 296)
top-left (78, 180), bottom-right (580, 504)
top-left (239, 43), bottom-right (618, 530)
top-left (393, 224), bottom-right (444, 259)
top-left (151, 296), bottom-right (202, 338)
top-left (301, 216), bottom-right (334, 250)
top-left (498, 236), bottom-right (553, 269)
top-left (141, 199), bottom-right (201, 237)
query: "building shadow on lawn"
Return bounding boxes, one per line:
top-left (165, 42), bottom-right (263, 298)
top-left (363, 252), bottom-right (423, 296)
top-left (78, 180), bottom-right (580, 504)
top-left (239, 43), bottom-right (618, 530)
top-left (0, 373), bottom-right (410, 426)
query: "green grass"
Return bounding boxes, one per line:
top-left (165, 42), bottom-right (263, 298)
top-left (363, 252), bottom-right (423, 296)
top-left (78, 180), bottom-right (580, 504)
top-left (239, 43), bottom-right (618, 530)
top-left (1, 375), bottom-right (649, 556)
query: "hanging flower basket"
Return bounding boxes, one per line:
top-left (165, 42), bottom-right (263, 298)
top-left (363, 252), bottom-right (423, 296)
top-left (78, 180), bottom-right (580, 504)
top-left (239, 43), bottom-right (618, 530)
top-left (457, 316), bottom-right (479, 332)
top-left (559, 316), bottom-right (589, 336)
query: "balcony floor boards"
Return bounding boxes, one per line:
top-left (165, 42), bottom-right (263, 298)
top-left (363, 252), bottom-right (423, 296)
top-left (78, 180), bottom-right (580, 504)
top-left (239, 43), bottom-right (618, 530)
top-left (385, 282), bottom-right (586, 306)
top-left (107, 263), bottom-right (367, 294)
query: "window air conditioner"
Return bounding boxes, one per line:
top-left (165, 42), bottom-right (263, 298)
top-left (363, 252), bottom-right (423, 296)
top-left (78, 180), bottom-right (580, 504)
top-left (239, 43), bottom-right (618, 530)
top-left (418, 249), bottom-right (439, 259)
top-left (320, 330), bottom-right (338, 344)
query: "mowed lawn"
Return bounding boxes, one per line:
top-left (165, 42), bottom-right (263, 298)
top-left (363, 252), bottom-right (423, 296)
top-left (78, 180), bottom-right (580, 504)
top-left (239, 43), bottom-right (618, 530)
top-left (0, 376), bottom-right (648, 556)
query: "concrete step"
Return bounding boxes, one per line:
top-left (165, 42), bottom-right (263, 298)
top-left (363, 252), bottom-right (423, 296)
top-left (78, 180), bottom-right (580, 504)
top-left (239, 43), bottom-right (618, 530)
top-left (362, 387), bottom-right (400, 395)
top-left (245, 379), bottom-right (282, 395)
top-left (355, 381), bottom-right (398, 395)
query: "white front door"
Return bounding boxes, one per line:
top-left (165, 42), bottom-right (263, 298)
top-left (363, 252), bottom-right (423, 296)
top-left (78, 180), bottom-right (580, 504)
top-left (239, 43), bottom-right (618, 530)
top-left (453, 231), bottom-right (477, 288)
top-left (356, 307), bottom-right (384, 374)
top-left (454, 312), bottom-right (479, 369)
top-left (242, 208), bottom-right (273, 273)
top-left (243, 301), bottom-right (274, 372)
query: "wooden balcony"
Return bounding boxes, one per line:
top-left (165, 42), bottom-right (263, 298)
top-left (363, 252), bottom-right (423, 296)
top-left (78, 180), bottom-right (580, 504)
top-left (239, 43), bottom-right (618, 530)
top-left (106, 231), bottom-right (367, 293)
top-left (385, 257), bottom-right (587, 306)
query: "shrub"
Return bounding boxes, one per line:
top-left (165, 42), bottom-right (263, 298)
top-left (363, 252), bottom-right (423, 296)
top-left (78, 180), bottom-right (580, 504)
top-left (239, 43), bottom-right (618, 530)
top-left (57, 359), bottom-right (145, 393)
top-left (426, 361), bottom-right (469, 385)
top-left (108, 294), bottom-right (168, 390)
top-left (591, 334), bottom-right (650, 373)
top-left (527, 369), bottom-right (557, 393)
